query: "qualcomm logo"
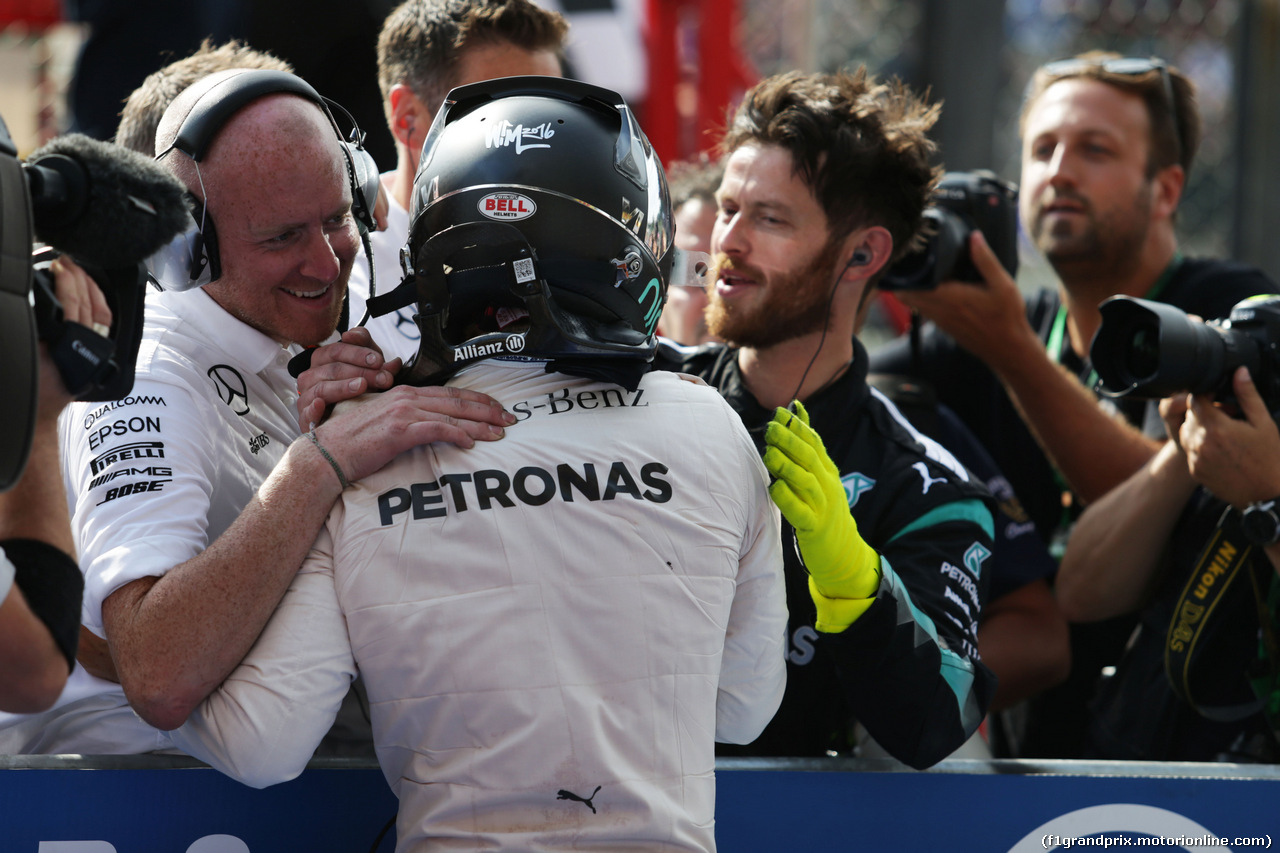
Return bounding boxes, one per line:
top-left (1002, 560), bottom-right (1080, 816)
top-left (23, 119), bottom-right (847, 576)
top-left (841, 472), bottom-right (875, 508)
top-left (485, 119), bottom-right (555, 154)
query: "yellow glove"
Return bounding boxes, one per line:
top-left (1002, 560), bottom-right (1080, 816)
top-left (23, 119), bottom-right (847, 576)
top-left (763, 402), bottom-right (880, 632)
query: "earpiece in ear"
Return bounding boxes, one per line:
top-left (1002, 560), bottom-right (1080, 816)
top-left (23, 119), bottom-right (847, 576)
top-left (848, 248), bottom-right (871, 267)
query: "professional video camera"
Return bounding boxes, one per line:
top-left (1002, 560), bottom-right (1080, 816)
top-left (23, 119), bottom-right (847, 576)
top-left (0, 113), bottom-right (189, 491)
top-left (1091, 294), bottom-right (1280, 415)
top-left (879, 170), bottom-right (1020, 291)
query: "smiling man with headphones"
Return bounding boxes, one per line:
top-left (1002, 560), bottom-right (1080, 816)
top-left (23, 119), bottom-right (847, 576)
top-left (0, 69), bottom-right (517, 755)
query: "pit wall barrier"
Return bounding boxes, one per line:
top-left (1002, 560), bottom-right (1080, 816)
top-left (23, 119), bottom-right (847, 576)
top-left (3, 755), bottom-right (1277, 851)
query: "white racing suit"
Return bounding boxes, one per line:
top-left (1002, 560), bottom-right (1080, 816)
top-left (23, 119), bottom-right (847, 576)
top-left (172, 360), bottom-right (788, 852)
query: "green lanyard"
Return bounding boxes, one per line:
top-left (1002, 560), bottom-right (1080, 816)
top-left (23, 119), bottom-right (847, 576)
top-left (1043, 253), bottom-right (1184, 557)
top-left (1044, 251), bottom-right (1184, 380)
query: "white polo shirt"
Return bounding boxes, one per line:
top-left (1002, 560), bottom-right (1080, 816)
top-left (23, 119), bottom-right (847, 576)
top-left (0, 286), bottom-right (302, 754)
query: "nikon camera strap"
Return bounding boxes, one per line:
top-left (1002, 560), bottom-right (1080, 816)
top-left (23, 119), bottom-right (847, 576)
top-left (1164, 505), bottom-right (1267, 722)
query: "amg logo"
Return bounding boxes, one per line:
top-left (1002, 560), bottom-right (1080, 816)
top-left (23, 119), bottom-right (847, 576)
top-left (454, 340), bottom-right (509, 362)
top-left (89, 441), bottom-right (166, 475)
top-left (378, 460), bottom-right (672, 525)
top-left (89, 466), bottom-right (172, 490)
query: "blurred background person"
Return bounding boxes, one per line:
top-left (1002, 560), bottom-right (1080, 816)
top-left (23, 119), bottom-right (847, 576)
top-left (658, 154), bottom-right (721, 347)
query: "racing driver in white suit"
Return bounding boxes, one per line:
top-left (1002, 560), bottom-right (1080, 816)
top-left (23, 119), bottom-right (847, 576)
top-left (170, 77), bottom-right (788, 852)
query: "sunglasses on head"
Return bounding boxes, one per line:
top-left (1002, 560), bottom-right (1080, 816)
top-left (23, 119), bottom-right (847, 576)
top-left (1038, 56), bottom-right (1181, 165)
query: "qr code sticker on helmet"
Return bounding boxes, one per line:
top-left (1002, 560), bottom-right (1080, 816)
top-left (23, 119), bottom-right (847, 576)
top-left (513, 258), bottom-right (535, 283)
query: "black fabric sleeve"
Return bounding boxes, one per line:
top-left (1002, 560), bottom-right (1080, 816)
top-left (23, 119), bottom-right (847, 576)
top-left (3, 539), bottom-right (84, 672)
top-left (822, 511), bottom-right (999, 769)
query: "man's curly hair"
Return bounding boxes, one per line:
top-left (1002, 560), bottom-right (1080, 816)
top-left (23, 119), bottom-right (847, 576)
top-left (719, 68), bottom-right (941, 263)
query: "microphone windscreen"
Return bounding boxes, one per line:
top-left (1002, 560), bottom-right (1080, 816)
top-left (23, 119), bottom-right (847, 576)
top-left (27, 133), bottom-right (190, 269)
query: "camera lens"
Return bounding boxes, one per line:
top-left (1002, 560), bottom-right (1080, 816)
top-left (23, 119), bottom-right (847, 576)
top-left (1123, 322), bottom-right (1160, 381)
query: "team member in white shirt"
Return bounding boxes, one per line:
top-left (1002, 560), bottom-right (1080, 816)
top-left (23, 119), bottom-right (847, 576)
top-left (0, 69), bottom-right (515, 753)
top-left (173, 77), bottom-right (787, 852)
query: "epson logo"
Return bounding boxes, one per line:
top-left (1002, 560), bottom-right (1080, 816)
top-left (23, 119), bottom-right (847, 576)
top-left (478, 192), bottom-right (536, 221)
top-left (453, 336), bottom-right (525, 362)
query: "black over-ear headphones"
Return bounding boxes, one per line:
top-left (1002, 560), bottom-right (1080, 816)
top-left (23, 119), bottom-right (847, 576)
top-left (148, 69), bottom-right (381, 292)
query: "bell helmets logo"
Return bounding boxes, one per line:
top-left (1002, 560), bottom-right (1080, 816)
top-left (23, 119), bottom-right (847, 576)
top-left (479, 192), bottom-right (537, 221)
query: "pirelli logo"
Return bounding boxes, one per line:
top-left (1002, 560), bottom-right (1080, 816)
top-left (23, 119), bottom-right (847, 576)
top-left (89, 441), bottom-right (166, 475)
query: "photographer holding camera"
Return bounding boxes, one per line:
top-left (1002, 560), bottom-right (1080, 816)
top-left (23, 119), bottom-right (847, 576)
top-left (0, 258), bottom-right (109, 713)
top-left (1056, 343), bottom-right (1280, 760)
top-left (870, 50), bottom-right (1278, 757)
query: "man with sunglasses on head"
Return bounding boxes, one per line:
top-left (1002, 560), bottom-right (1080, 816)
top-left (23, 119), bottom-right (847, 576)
top-left (870, 50), bottom-right (1278, 757)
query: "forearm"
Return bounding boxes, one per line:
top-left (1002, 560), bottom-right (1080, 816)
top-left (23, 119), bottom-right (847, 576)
top-left (103, 436), bottom-right (346, 730)
top-left (994, 350), bottom-right (1160, 504)
top-left (0, 584), bottom-right (69, 713)
top-left (0, 417), bottom-right (74, 555)
top-left (977, 580), bottom-right (1070, 712)
top-left (1055, 440), bottom-right (1196, 622)
top-left (716, 503), bottom-right (788, 744)
top-left (170, 546), bottom-right (354, 788)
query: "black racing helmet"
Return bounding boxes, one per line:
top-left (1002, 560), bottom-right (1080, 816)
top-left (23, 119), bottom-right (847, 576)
top-left (382, 76), bottom-right (674, 386)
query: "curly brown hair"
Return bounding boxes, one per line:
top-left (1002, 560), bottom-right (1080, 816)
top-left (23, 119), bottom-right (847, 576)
top-left (719, 68), bottom-right (942, 263)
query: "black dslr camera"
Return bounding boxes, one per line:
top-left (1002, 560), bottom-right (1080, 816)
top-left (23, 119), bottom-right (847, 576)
top-left (879, 170), bottom-right (1020, 291)
top-left (1091, 294), bottom-right (1280, 414)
